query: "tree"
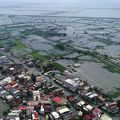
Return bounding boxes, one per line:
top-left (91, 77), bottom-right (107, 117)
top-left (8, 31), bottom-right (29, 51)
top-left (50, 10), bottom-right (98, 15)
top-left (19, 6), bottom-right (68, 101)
top-left (31, 74), bottom-right (36, 83)
top-left (0, 66), bottom-right (3, 70)
top-left (104, 54), bottom-right (108, 59)
top-left (3, 111), bottom-right (8, 120)
top-left (117, 100), bottom-right (120, 112)
top-left (1, 69), bottom-right (6, 75)
top-left (72, 115), bottom-right (83, 120)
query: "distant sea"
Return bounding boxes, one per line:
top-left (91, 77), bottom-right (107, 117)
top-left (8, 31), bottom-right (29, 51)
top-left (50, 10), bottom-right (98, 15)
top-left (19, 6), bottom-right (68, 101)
top-left (0, 2), bottom-right (120, 18)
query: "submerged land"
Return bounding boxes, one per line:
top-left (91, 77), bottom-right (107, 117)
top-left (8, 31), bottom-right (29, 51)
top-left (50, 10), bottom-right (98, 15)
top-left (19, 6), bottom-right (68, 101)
top-left (0, 15), bottom-right (120, 92)
top-left (0, 3), bottom-right (120, 120)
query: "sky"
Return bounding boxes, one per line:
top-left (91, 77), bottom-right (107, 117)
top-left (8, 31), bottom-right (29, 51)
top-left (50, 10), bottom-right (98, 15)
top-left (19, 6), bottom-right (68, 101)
top-left (0, 0), bottom-right (120, 8)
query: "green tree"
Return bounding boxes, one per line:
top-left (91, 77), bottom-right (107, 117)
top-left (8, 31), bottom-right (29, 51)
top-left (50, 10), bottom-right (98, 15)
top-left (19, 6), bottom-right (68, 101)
top-left (117, 100), bottom-right (120, 112)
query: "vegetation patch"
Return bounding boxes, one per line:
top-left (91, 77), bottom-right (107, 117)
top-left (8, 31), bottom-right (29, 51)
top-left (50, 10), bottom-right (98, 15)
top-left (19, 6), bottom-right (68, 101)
top-left (21, 29), bottom-right (66, 39)
top-left (54, 44), bottom-right (65, 51)
top-left (103, 65), bottom-right (120, 74)
top-left (51, 62), bottom-right (66, 73)
top-left (108, 90), bottom-right (120, 99)
top-left (12, 39), bottom-right (27, 50)
top-left (43, 62), bottom-right (65, 73)
top-left (29, 51), bottom-right (51, 62)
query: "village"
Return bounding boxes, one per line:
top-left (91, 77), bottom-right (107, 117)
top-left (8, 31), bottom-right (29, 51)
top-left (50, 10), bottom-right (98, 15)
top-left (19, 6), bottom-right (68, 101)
top-left (0, 46), bottom-right (120, 120)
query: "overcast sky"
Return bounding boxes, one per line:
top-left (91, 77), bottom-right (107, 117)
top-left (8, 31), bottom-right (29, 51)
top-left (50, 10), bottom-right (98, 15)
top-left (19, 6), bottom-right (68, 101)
top-left (0, 0), bottom-right (120, 8)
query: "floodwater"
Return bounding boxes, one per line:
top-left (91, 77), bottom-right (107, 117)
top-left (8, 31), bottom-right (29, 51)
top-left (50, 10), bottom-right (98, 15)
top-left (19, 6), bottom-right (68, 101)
top-left (98, 45), bottom-right (120, 57)
top-left (57, 60), bottom-right (120, 92)
top-left (24, 35), bottom-right (53, 52)
top-left (0, 1), bottom-right (120, 115)
top-left (75, 61), bottom-right (120, 92)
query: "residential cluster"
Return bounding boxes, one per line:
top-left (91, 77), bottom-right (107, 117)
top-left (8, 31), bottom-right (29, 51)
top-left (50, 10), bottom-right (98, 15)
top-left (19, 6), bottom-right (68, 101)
top-left (0, 55), bottom-right (119, 120)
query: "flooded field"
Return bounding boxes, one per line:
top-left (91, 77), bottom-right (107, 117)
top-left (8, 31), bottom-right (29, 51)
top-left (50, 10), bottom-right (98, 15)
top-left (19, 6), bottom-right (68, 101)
top-left (75, 61), bottom-right (120, 92)
top-left (0, 1), bottom-right (120, 119)
top-left (57, 60), bottom-right (120, 92)
top-left (0, 1), bottom-right (120, 94)
top-left (0, 14), bottom-right (120, 93)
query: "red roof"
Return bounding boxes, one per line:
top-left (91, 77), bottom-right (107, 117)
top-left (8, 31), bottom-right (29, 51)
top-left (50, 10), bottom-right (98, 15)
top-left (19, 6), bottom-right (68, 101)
top-left (91, 115), bottom-right (96, 119)
top-left (68, 96), bottom-right (75, 102)
top-left (18, 85), bottom-right (24, 91)
top-left (84, 115), bottom-right (91, 120)
top-left (14, 99), bottom-right (22, 106)
top-left (109, 102), bottom-right (117, 108)
top-left (93, 108), bottom-right (101, 113)
top-left (34, 112), bottom-right (39, 118)
top-left (10, 81), bottom-right (16, 85)
top-left (52, 97), bottom-right (62, 103)
top-left (19, 106), bottom-right (26, 110)
top-left (5, 85), bottom-right (13, 90)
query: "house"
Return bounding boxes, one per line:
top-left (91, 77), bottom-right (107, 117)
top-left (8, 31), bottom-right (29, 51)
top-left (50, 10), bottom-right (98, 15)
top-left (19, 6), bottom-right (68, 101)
top-left (104, 101), bottom-right (118, 114)
top-left (64, 79), bottom-right (79, 92)
top-left (10, 89), bottom-right (21, 98)
top-left (8, 110), bottom-right (21, 120)
top-left (0, 56), bottom-right (9, 64)
top-left (5, 94), bottom-right (14, 102)
top-left (57, 106), bottom-right (72, 120)
top-left (54, 73), bottom-right (64, 81)
top-left (36, 76), bottom-right (45, 82)
top-left (88, 93), bottom-right (98, 102)
top-left (73, 63), bottom-right (80, 68)
top-left (32, 111), bottom-right (39, 120)
top-left (97, 96), bottom-right (106, 104)
top-left (92, 108), bottom-right (102, 118)
top-left (77, 100), bottom-right (85, 108)
top-left (5, 85), bottom-right (13, 90)
top-left (84, 114), bottom-right (91, 120)
top-left (85, 105), bottom-right (93, 111)
top-left (33, 91), bottom-right (40, 101)
top-left (0, 90), bottom-right (10, 99)
top-left (52, 96), bottom-right (67, 106)
top-left (100, 114), bottom-right (112, 120)
top-left (0, 77), bottom-right (12, 86)
top-left (49, 111), bottom-right (61, 120)
top-left (67, 95), bottom-right (77, 104)
top-left (85, 92), bottom-right (93, 97)
top-left (88, 93), bottom-right (98, 100)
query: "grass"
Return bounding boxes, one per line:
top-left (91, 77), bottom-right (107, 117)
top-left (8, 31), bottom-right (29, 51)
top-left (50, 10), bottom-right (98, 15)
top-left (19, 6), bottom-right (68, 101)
top-left (103, 65), bottom-right (120, 73)
top-left (21, 29), bottom-right (66, 39)
top-left (95, 54), bottom-right (120, 74)
top-left (29, 51), bottom-right (51, 62)
top-left (10, 39), bottom-right (30, 59)
top-left (51, 62), bottom-right (66, 73)
top-left (12, 39), bottom-right (27, 50)
top-left (108, 90), bottom-right (120, 99)
top-left (31, 51), bottom-right (65, 72)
